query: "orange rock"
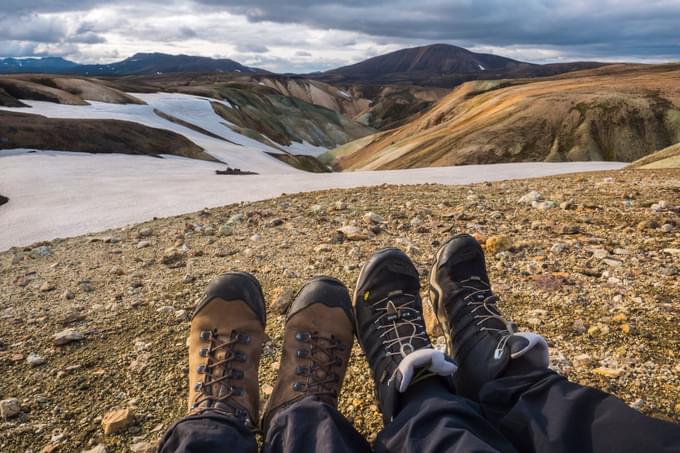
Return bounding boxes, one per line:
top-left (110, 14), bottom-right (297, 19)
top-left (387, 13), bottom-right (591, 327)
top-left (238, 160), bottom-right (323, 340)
top-left (102, 407), bottom-right (135, 435)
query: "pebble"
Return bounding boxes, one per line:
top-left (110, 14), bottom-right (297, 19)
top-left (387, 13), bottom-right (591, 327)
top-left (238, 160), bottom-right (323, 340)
top-left (40, 281), bottom-right (55, 292)
top-left (219, 224), bottom-right (233, 236)
top-left (551, 243), bottom-right (567, 253)
top-left (485, 235), bottom-right (512, 254)
top-left (270, 287), bottom-right (295, 315)
top-left (338, 225), bottom-right (368, 241)
top-left (83, 444), bottom-right (107, 453)
top-left (269, 218), bottom-right (284, 227)
top-left (227, 213), bottom-right (244, 224)
top-left (137, 227), bottom-right (153, 238)
top-left (0, 398), bottom-right (20, 419)
top-left (53, 329), bottom-right (85, 346)
top-left (310, 204), bottom-right (323, 214)
top-left (102, 407), bottom-right (136, 435)
top-left (592, 367), bottom-right (624, 378)
top-left (250, 234), bottom-right (262, 242)
top-left (363, 212), bottom-right (383, 224)
top-left (137, 240), bottom-right (151, 249)
top-left (32, 245), bottom-right (51, 257)
top-left (572, 319), bottom-right (588, 334)
top-left (660, 223), bottom-right (673, 233)
top-left (130, 441), bottom-right (156, 453)
top-left (27, 353), bottom-right (46, 367)
top-left (519, 191), bottom-right (542, 204)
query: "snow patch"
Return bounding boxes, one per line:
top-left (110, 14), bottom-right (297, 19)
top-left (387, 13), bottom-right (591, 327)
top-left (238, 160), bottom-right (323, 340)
top-left (478, 64), bottom-right (486, 71)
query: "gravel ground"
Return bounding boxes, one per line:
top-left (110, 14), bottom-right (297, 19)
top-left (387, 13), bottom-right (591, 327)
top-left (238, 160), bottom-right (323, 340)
top-left (1, 169), bottom-right (679, 452)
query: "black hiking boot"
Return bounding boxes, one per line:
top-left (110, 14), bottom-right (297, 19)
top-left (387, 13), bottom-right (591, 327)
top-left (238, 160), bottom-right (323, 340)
top-left (429, 234), bottom-right (548, 400)
top-left (353, 248), bottom-right (457, 423)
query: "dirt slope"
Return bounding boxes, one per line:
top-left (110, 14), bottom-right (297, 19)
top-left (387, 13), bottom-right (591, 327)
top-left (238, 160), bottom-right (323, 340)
top-left (331, 64), bottom-right (680, 170)
top-left (0, 76), bottom-right (143, 106)
top-left (0, 169), bottom-right (678, 452)
top-left (0, 111), bottom-right (215, 161)
top-left (629, 143), bottom-right (680, 169)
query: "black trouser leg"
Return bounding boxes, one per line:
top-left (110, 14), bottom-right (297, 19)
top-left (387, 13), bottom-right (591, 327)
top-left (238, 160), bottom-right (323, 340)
top-left (479, 369), bottom-right (680, 453)
top-left (263, 396), bottom-right (372, 453)
top-left (157, 412), bottom-right (256, 453)
top-left (375, 381), bottom-right (518, 453)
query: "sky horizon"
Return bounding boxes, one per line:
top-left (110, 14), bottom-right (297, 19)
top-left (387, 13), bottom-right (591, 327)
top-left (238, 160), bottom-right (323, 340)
top-left (2, 1), bottom-right (679, 73)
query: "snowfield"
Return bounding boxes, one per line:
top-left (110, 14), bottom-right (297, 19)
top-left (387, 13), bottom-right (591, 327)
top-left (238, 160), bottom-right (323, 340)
top-left (0, 149), bottom-right (624, 251)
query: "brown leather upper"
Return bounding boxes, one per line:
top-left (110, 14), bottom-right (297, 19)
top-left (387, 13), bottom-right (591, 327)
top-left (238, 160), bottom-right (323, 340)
top-left (263, 303), bottom-right (353, 429)
top-left (188, 297), bottom-right (264, 427)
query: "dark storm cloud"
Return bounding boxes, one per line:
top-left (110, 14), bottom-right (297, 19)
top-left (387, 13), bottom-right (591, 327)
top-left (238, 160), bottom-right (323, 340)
top-left (194, 0), bottom-right (680, 59)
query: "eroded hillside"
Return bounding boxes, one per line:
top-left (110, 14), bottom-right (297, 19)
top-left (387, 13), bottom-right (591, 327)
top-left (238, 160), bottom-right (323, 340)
top-left (331, 64), bottom-right (680, 170)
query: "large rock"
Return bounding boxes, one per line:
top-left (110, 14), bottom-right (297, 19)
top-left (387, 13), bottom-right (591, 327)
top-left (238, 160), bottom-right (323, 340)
top-left (0, 398), bottom-right (20, 419)
top-left (54, 329), bottom-right (84, 346)
top-left (101, 407), bottom-right (136, 435)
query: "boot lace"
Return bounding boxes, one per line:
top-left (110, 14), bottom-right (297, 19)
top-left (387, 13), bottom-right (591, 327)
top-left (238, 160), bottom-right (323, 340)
top-left (192, 329), bottom-right (250, 422)
top-left (374, 290), bottom-right (430, 358)
top-left (293, 331), bottom-right (345, 395)
top-left (453, 276), bottom-right (516, 359)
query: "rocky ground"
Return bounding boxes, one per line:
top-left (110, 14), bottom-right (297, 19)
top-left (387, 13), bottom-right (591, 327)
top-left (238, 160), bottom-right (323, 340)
top-left (1, 169), bottom-right (679, 452)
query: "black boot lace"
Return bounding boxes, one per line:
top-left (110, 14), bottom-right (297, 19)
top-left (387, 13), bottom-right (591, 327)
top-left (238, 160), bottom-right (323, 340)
top-left (293, 331), bottom-right (345, 396)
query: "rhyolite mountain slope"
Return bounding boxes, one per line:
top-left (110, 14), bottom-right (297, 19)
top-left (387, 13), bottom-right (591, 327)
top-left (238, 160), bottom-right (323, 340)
top-left (313, 43), bottom-right (604, 87)
top-left (629, 142), bottom-right (680, 169)
top-left (328, 64), bottom-right (680, 170)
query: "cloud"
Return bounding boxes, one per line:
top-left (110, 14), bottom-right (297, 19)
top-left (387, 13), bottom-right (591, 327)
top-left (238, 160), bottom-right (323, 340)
top-left (0, 1), bottom-right (679, 71)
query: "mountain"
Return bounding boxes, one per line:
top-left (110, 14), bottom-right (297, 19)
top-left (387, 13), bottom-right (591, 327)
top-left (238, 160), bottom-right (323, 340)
top-left (313, 43), bottom-right (605, 87)
top-left (325, 63), bottom-right (680, 170)
top-left (0, 53), bottom-right (263, 76)
top-left (0, 57), bottom-right (80, 74)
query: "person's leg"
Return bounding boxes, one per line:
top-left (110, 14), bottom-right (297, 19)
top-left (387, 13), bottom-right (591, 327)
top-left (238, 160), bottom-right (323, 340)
top-left (430, 233), bottom-right (680, 453)
top-left (261, 277), bottom-right (371, 453)
top-left (158, 272), bottom-right (267, 453)
top-left (353, 248), bottom-right (517, 453)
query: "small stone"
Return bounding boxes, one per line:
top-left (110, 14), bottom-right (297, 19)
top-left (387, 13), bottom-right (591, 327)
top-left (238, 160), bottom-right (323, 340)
top-left (409, 216), bottom-right (423, 226)
top-left (156, 306), bottom-right (174, 314)
top-left (80, 281), bottom-right (94, 293)
top-left (310, 204), bottom-right (323, 214)
top-left (27, 353), bottom-right (46, 367)
top-left (338, 225), bottom-right (368, 241)
top-left (262, 384), bottom-right (274, 396)
top-left (32, 245), bottom-right (51, 257)
top-left (363, 212), bottom-right (383, 224)
top-left (550, 243), bottom-right (567, 254)
top-left (0, 398), bottom-right (21, 419)
top-left (270, 287), bottom-right (295, 315)
top-left (519, 191), bottom-right (542, 204)
top-left (660, 224), bottom-right (673, 233)
top-left (630, 399), bottom-right (645, 411)
top-left (83, 445), bottom-right (107, 453)
top-left (663, 248), bottom-right (680, 256)
top-left (314, 244), bottom-right (332, 253)
top-left (485, 235), bottom-right (512, 254)
top-left (250, 233), bottom-right (262, 242)
top-left (53, 329), bottom-right (84, 346)
top-left (137, 228), bottom-right (152, 238)
top-left (63, 290), bottom-right (75, 300)
top-left (592, 367), bottom-right (624, 378)
top-left (219, 224), bottom-right (233, 236)
top-left (334, 201), bottom-right (347, 210)
top-left (161, 248), bottom-right (184, 265)
top-left (130, 441), bottom-right (156, 453)
top-left (532, 200), bottom-right (557, 210)
top-left (175, 310), bottom-right (189, 321)
top-left (269, 218), bottom-right (284, 227)
top-left (572, 319), bottom-right (588, 334)
top-left (637, 220), bottom-right (659, 231)
top-left (591, 249), bottom-right (609, 259)
top-left (603, 258), bottom-right (623, 267)
top-left (137, 240), bottom-right (151, 249)
top-left (111, 266), bottom-right (124, 276)
top-left (40, 281), bottom-right (56, 292)
top-left (559, 199), bottom-right (576, 210)
top-left (572, 354), bottom-right (593, 368)
top-left (102, 407), bottom-right (136, 435)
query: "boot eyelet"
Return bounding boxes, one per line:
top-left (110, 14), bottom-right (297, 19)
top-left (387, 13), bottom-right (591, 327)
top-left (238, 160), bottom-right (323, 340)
top-left (197, 364), bottom-right (206, 373)
top-left (236, 352), bottom-right (247, 362)
top-left (292, 382), bottom-right (305, 391)
top-left (238, 333), bottom-right (251, 344)
top-left (200, 330), bottom-right (211, 340)
top-left (231, 387), bottom-right (244, 396)
top-left (296, 349), bottom-right (308, 358)
top-left (335, 357), bottom-right (342, 366)
top-left (295, 366), bottom-right (307, 375)
top-left (231, 369), bottom-right (244, 379)
top-left (295, 331), bottom-right (310, 341)
top-left (199, 348), bottom-right (210, 357)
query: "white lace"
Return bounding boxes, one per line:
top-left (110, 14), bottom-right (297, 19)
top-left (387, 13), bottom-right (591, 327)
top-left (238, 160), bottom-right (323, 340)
top-left (459, 279), bottom-right (516, 360)
top-left (373, 290), bottom-right (429, 358)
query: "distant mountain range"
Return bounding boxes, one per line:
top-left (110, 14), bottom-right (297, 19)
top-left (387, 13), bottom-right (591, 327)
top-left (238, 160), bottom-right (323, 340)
top-left (0, 53), bottom-right (262, 76)
top-left (0, 45), bottom-right (605, 87)
top-left (313, 44), bottom-right (605, 87)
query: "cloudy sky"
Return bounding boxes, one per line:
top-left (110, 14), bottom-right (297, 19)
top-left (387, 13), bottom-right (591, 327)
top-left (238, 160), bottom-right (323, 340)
top-left (2, 0), bottom-right (679, 72)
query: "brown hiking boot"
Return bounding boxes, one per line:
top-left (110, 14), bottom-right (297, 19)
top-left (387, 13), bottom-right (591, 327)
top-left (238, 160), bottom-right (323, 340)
top-left (261, 277), bottom-right (354, 430)
top-left (188, 272), bottom-right (266, 429)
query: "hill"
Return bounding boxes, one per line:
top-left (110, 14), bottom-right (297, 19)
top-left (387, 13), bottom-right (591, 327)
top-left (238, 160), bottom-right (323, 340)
top-left (328, 64), bottom-right (680, 170)
top-left (0, 53), bottom-right (263, 76)
top-left (313, 43), bottom-right (604, 87)
top-left (0, 169), bottom-right (678, 451)
top-left (628, 143), bottom-right (680, 169)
